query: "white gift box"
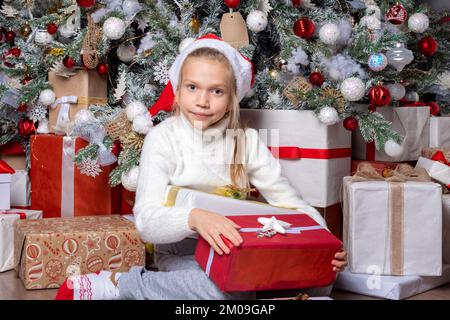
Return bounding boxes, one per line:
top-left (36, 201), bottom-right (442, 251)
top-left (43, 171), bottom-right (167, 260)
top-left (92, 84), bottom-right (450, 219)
top-left (416, 157), bottom-right (450, 187)
top-left (0, 174), bottom-right (11, 210)
top-left (343, 176), bottom-right (442, 276)
top-left (240, 109), bottom-right (351, 208)
top-left (10, 170), bottom-right (30, 207)
top-left (352, 106), bottom-right (430, 161)
top-left (430, 116), bottom-right (450, 148)
top-left (0, 209), bottom-right (42, 272)
top-left (333, 265), bottom-right (450, 300)
top-left (444, 195), bottom-right (450, 264)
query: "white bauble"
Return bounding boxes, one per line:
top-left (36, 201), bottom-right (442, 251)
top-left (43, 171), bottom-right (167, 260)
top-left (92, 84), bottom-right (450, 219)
top-left (386, 83), bottom-right (406, 101)
top-left (34, 29), bottom-right (54, 45)
top-left (404, 91), bottom-right (419, 102)
top-left (103, 17), bottom-right (126, 40)
top-left (408, 13), bottom-right (429, 33)
top-left (318, 106), bottom-right (339, 125)
top-left (121, 166), bottom-right (140, 192)
top-left (117, 42), bottom-right (136, 63)
top-left (122, 0), bottom-right (142, 17)
top-left (246, 10), bottom-right (268, 33)
top-left (340, 77), bottom-right (366, 101)
top-left (384, 139), bottom-right (404, 158)
top-left (360, 15), bottom-right (381, 30)
top-left (179, 37), bottom-right (195, 52)
top-left (132, 113), bottom-right (153, 135)
top-left (38, 89), bottom-right (56, 106)
top-left (74, 109), bottom-right (95, 124)
top-left (319, 23), bottom-right (341, 45)
top-left (126, 101), bottom-right (147, 121)
top-left (366, 5), bottom-right (381, 20)
top-left (337, 18), bottom-right (353, 46)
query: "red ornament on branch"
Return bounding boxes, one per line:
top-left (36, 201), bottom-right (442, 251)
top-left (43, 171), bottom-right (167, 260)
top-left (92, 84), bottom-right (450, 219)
top-left (428, 101), bottom-right (440, 116)
top-left (343, 116), bottom-right (358, 131)
top-left (97, 62), bottom-right (108, 75)
top-left (5, 30), bottom-right (15, 43)
top-left (21, 75), bottom-right (33, 85)
top-left (293, 18), bottom-right (315, 39)
top-left (63, 56), bottom-right (76, 68)
top-left (418, 36), bottom-right (438, 56)
top-left (386, 3), bottom-right (408, 25)
top-left (18, 119), bottom-right (36, 136)
top-left (76, 0), bottom-right (96, 7)
top-left (17, 103), bottom-right (28, 112)
top-left (292, 0), bottom-right (302, 7)
top-left (9, 47), bottom-right (21, 57)
top-left (309, 71), bottom-right (324, 86)
top-left (369, 85), bottom-right (391, 106)
top-left (224, 0), bottom-right (240, 9)
top-left (47, 23), bottom-right (58, 35)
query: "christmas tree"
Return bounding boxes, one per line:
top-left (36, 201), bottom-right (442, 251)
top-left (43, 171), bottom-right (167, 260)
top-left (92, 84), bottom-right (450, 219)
top-left (0, 0), bottom-right (449, 190)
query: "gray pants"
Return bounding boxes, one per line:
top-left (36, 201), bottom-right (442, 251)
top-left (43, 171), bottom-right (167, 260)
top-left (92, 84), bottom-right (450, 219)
top-left (118, 238), bottom-right (333, 300)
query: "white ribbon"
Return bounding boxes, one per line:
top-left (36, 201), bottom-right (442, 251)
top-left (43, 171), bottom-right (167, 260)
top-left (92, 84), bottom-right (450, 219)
top-left (51, 96), bottom-right (78, 134)
top-left (61, 136), bottom-right (75, 218)
top-left (81, 125), bottom-right (117, 166)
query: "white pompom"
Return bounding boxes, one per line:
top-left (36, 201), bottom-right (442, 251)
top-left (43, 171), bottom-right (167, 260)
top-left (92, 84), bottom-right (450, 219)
top-left (179, 38), bottom-right (196, 52)
top-left (117, 42), bottom-right (136, 63)
top-left (121, 166), bottom-right (140, 192)
top-left (103, 17), bottom-right (126, 40)
top-left (132, 113), bottom-right (153, 135)
top-left (340, 77), bottom-right (366, 101)
top-left (319, 23), bottom-right (341, 45)
top-left (74, 109), bottom-right (95, 124)
top-left (408, 13), bottom-right (429, 33)
top-left (360, 15), bottom-right (381, 30)
top-left (384, 139), bottom-right (404, 158)
top-left (126, 101), bottom-right (147, 121)
top-left (246, 10), bottom-right (268, 33)
top-left (386, 83), bottom-right (406, 101)
top-left (38, 89), bottom-right (56, 106)
top-left (34, 29), bottom-right (54, 45)
top-left (337, 18), bottom-right (353, 46)
top-left (318, 106), bottom-right (339, 125)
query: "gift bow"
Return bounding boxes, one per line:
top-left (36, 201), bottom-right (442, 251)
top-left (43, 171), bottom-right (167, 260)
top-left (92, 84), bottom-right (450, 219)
top-left (50, 96), bottom-right (78, 133)
top-left (0, 159), bottom-right (15, 174)
top-left (239, 216), bottom-right (324, 235)
top-left (0, 211), bottom-right (26, 219)
top-left (431, 150), bottom-right (450, 166)
top-left (351, 162), bottom-right (431, 183)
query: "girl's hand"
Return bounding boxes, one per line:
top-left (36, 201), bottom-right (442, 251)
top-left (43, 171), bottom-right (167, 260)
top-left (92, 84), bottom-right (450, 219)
top-left (188, 208), bottom-right (243, 255)
top-left (332, 249), bottom-right (348, 273)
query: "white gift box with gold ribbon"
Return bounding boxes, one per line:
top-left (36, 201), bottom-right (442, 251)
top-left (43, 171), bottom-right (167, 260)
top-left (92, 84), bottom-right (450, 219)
top-left (430, 116), bottom-right (450, 148)
top-left (343, 174), bottom-right (442, 276)
top-left (444, 194), bottom-right (450, 264)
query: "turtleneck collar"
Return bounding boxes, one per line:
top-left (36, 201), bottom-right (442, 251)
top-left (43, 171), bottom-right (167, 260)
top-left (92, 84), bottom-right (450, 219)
top-left (179, 111), bottom-right (231, 139)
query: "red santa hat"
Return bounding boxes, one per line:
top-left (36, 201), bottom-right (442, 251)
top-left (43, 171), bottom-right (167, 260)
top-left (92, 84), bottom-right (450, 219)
top-left (149, 34), bottom-right (254, 116)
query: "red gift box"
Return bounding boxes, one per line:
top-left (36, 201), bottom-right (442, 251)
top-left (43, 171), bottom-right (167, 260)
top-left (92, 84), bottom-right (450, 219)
top-left (195, 214), bottom-right (342, 292)
top-left (30, 134), bottom-right (121, 218)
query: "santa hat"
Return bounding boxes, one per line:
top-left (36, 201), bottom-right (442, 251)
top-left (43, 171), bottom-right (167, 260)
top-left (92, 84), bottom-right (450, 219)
top-left (149, 34), bottom-right (254, 116)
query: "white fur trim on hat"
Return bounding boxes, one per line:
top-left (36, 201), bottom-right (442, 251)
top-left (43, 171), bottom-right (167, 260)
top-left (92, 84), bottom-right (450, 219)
top-left (168, 37), bottom-right (253, 102)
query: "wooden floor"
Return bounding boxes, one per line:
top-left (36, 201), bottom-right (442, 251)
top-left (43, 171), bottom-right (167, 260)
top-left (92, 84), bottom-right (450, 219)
top-left (1, 270), bottom-right (450, 300)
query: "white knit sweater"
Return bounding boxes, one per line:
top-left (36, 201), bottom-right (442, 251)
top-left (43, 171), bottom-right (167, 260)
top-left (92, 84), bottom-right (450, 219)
top-left (134, 112), bottom-right (327, 244)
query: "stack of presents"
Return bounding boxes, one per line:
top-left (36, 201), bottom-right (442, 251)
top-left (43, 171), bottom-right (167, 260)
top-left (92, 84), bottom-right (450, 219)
top-left (1, 70), bottom-right (450, 299)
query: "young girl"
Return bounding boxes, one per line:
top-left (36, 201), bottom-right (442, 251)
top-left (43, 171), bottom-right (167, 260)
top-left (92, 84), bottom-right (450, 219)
top-left (56, 34), bottom-right (347, 300)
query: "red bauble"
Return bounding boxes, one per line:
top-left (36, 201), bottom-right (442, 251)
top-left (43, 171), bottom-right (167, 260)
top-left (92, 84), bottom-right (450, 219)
top-left (76, 0), bottom-right (96, 7)
top-left (309, 71), bottom-right (324, 86)
top-left (47, 23), bottom-right (58, 35)
top-left (224, 0), bottom-right (240, 9)
top-left (18, 119), bottom-right (36, 136)
top-left (386, 3), bottom-right (408, 25)
top-left (418, 36), bottom-right (438, 57)
top-left (111, 140), bottom-right (122, 157)
top-left (17, 103), bottom-right (28, 112)
top-left (439, 16), bottom-right (450, 25)
top-left (5, 30), bottom-right (15, 43)
top-left (343, 116), bottom-right (359, 131)
top-left (63, 56), bottom-right (76, 68)
top-left (292, 0), bottom-right (302, 7)
top-left (428, 101), bottom-right (440, 116)
top-left (293, 18), bottom-right (315, 39)
top-left (21, 75), bottom-right (33, 85)
top-left (369, 85), bottom-right (391, 106)
top-left (9, 47), bottom-right (21, 57)
top-left (97, 63), bottom-right (108, 75)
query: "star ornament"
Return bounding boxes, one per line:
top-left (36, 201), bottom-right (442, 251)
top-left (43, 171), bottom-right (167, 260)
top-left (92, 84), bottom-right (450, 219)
top-left (257, 216), bottom-right (292, 234)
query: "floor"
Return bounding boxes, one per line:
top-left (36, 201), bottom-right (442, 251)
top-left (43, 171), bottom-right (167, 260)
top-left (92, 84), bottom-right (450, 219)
top-left (1, 270), bottom-right (450, 300)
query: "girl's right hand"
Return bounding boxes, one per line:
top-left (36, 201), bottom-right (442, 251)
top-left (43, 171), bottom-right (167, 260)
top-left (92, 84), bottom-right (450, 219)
top-left (188, 208), bottom-right (243, 255)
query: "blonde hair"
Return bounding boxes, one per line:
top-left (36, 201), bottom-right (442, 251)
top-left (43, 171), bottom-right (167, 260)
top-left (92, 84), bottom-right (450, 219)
top-left (172, 47), bottom-right (250, 189)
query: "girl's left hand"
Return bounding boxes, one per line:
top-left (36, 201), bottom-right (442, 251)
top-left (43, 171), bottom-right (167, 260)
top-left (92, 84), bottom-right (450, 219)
top-left (332, 249), bottom-right (347, 273)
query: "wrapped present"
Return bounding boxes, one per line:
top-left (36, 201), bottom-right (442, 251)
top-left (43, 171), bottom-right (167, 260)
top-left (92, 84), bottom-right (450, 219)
top-left (48, 70), bottom-right (107, 134)
top-left (0, 209), bottom-right (42, 272)
top-left (444, 195), bottom-right (450, 264)
top-left (416, 148), bottom-right (450, 189)
top-left (334, 265), bottom-right (450, 300)
top-left (350, 160), bottom-right (416, 176)
top-left (0, 160), bottom-right (15, 210)
top-left (14, 215), bottom-right (145, 289)
top-left (240, 109), bottom-right (351, 208)
top-left (30, 134), bottom-right (121, 218)
top-left (430, 116), bottom-right (450, 148)
top-left (195, 214), bottom-right (342, 292)
top-left (10, 170), bottom-right (30, 207)
top-left (0, 142), bottom-right (26, 170)
top-left (343, 163), bottom-right (442, 276)
top-left (352, 105), bottom-right (430, 161)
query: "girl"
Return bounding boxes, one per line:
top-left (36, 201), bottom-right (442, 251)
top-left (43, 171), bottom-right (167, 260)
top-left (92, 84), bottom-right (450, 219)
top-left (56, 34), bottom-right (347, 300)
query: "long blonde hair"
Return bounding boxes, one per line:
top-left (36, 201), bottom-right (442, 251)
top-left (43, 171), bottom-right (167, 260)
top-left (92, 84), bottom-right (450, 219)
top-left (172, 47), bottom-right (250, 189)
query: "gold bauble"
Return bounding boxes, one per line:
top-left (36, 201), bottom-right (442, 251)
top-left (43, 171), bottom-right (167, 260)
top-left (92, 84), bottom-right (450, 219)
top-left (20, 22), bottom-right (32, 37)
top-left (189, 17), bottom-right (200, 33)
top-left (269, 69), bottom-right (279, 79)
